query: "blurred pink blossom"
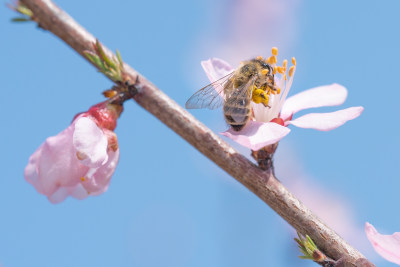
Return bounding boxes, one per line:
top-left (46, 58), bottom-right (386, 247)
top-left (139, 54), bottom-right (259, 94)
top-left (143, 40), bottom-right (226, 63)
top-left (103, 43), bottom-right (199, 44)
top-left (202, 58), bottom-right (363, 150)
top-left (24, 101), bottom-right (122, 203)
top-left (365, 222), bottom-right (400, 265)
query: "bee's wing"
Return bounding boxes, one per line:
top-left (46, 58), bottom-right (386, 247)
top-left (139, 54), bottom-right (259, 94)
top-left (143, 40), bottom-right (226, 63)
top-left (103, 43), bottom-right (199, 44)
top-left (185, 72), bottom-right (235, 110)
top-left (224, 76), bottom-right (256, 107)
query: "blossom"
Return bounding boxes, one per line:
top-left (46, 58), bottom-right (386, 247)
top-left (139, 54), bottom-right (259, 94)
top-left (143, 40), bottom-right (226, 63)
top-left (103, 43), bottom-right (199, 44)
top-left (201, 55), bottom-right (363, 151)
top-left (365, 222), bottom-right (400, 265)
top-left (24, 101), bottom-right (122, 203)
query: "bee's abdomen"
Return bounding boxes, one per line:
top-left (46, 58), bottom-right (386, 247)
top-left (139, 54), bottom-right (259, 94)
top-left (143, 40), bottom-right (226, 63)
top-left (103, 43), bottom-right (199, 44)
top-left (223, 99), bottom-right (251, 132)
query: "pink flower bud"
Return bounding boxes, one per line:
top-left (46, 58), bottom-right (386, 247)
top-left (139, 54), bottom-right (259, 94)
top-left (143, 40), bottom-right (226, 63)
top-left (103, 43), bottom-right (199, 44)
top-left (24, 102), bottom-right (122, 203)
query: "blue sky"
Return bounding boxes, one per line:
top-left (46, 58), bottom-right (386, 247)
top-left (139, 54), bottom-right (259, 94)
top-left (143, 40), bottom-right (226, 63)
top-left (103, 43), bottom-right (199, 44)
top-left (2, 0), bottom-right (400, 266)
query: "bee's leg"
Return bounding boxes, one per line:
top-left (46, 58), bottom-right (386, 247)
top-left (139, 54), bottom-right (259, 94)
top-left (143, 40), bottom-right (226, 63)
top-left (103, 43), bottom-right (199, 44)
top-left (262, 102), bottom-right (271, 108)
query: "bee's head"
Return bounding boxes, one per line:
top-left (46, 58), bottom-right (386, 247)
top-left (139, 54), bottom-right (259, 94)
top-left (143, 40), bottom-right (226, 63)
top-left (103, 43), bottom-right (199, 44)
top-left (258, 65), bottom-right (274, 87)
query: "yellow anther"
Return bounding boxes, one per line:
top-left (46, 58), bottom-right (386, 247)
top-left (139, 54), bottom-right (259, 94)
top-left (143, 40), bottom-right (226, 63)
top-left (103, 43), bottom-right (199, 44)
top-left (291, 57), bottom-right (296, 66)
top-left (285, 74), bottom-right (287, 80)
top-left (289, 66), bottom-right (295, 77)
top-left (273, 66), bottom-right (277, 74)
top-left (283, 59), bottom-right (288, 70)
top-left (80, 177), bottom-right (86, 182)
top-left (261, 69), bottom-right (269, 75)
top-left (256, 56), bottom-right (263, 61)
top-left (277, 66), bottom-right (285, 74)
top-left (272, 47), bottom-right (278, 56)
top-left (267, 56), bottom-right (277, 65)
top-left (277, 88), bottom-right (281, 94)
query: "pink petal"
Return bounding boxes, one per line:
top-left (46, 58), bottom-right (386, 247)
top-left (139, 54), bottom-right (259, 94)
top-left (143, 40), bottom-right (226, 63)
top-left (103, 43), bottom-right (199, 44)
top-left (24, 106), bottom-right (120, 203)
top-left (365, 222), bottom-right (400, 265)
top-left (288, 106), bottom-right (363, 131)
top-left (24, 144), bottom-right (43, 193)
top-left (280, 84), bottom-right (348, 121)
top-left (25, 123), bottom-right (88, 198)
top-left (81, 149), bottom-right (120, 195)
top-left (201, 58), bottom-right (234, 83)
top-left (221, 121), bottom-right (291, 151)
top-left (48, 184), bottom-right (88, 204)
top-left (73, 117), bottom-right (108, 167)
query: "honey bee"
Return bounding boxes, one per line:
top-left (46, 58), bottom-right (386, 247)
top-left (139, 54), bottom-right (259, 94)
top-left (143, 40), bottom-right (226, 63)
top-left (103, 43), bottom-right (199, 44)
top-left (186, 58), bottom-right (277, 131)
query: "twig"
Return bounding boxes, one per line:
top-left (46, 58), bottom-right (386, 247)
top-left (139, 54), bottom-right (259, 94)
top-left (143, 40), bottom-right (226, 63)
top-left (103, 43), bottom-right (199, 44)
top-left (15, 1), bottom-right (374, 266)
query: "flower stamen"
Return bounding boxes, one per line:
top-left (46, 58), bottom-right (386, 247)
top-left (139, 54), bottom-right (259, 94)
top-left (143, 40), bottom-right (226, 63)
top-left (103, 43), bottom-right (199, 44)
top-left (283, 59), bottom-right (288, 71)
top-left (289, 66), bottom-right (295, 77)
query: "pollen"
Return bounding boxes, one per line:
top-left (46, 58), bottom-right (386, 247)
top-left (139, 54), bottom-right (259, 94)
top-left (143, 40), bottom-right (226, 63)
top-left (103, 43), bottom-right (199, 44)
top-left (289, 66), bottom-right (295, 77)
top-left (252, 88), bottom-right (265, 104)
top-left (80, 177), bottom-right (86, 182)
top-left (291, 57), bottom-right (296, 66)
top-left (256, 55), bottom-right (263, 61)
top-left (261, 69), bottom-right (269, 75)
top-left (272, 47), bottom-right (278, 56)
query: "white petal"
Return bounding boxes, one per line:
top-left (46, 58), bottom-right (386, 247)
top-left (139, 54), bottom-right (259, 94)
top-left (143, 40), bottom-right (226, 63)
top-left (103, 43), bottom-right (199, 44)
top-left (288, 107), bottom-right (364, 131)
top-left (221, 121), bottom-right (291, 151)
top-left (201, 58), bottom-right (234, 83)
top-left (281, 83), bottom-right (348, 121)
top-left (73, 117), bottom-right (108, 167)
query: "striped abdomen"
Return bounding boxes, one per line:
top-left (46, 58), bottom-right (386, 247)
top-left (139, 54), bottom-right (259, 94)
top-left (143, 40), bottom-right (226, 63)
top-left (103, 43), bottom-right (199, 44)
top-left (223, 90), bottom-right (252, 131)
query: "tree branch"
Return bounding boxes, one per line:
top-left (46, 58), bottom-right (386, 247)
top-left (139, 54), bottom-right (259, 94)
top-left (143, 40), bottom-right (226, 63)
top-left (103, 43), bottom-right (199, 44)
top-left (16, 0), bottom-right (374, 266)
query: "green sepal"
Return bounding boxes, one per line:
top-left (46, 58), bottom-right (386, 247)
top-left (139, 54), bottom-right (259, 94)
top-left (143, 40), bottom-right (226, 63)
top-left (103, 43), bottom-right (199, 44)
top-left (16, 5), bottom-right (33, 17)
top-left (116, 50), bottom-right (123, 68)
top-left (294, 232), bottom-right (320, 260)
top-left (95, 40), bottom-right (116, 70)
top-left (299, 255), bottom-right (314, 260)
top-left (84, 40), bottom-right (125, 82)
top-left (11, 17), bottom-right (31, 22)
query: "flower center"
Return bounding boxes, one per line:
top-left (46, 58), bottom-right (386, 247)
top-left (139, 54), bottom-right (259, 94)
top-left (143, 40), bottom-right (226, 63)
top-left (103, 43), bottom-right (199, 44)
top-left (251, 47), bottom-right (296, 123)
